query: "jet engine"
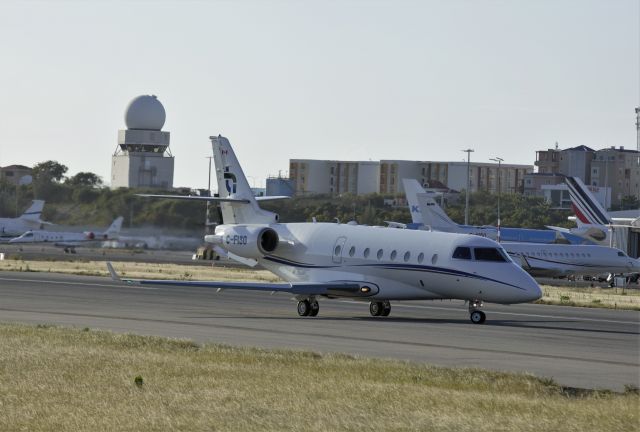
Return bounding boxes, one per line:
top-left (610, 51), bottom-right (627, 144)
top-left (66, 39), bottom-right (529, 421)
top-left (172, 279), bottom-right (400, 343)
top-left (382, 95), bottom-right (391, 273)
top-left (211, 225), bottom-right (280, 258)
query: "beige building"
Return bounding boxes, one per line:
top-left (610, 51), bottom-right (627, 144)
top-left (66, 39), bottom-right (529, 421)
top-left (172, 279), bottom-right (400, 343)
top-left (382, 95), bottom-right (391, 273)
top-left (289, 160), bottom-right (380, 195)
top-left (590, 147), bottom-right (640, 205)
top-left (532, 144), bottom-right (639, 207)
top-left (0, 165), bottom-right (32, 185)
top-left (380, 160), bottom-right (531, 194)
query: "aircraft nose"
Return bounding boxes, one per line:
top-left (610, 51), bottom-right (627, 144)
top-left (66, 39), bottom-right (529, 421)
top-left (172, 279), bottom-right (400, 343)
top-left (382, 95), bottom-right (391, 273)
top-left (518, 268), bottom-right (542, 302)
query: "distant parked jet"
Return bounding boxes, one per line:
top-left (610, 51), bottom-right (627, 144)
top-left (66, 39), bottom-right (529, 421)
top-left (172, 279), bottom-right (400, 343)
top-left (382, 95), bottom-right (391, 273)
top-left (0, 200), bottom-right (50, 238)
top-left (10, 216), bottom-right (123, 253)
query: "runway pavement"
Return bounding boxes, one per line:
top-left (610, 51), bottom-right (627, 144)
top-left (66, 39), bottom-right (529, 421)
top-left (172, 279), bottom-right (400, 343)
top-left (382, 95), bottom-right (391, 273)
top-left (0, 270), bottom-right (638, 390)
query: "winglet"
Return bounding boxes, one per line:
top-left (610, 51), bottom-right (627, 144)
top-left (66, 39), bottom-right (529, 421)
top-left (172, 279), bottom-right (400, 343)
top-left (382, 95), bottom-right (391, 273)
top-left (106, 262), bottom-right (121, 281)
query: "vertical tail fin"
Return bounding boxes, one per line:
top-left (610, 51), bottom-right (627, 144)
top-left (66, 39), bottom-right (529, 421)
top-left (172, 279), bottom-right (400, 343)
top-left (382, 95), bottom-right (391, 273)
top-left (210, 135), bottom-right (278, 224)
top-left (565, 177), bottom-right (611, 226)
top-left (402, 178), bottom-right (460, 231)
top-left (416, 193), bottom-right (460, 231)
top-left (19, 200), bottom-right (45, 222)
top-left (402, 179), bottom-right (426, 224)
top-left (105, 216), bottom-right (124, 237)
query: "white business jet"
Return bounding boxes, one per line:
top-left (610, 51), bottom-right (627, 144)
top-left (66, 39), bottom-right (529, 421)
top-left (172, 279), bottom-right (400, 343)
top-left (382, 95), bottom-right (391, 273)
top-left (10, 216), bottom-right (124, 253)
top-left (403, 179), bottom-right (639, 278)
top-left (0, 200), bottom-right (50, 238)
top-left (107, 136), bottom-right (541, 324)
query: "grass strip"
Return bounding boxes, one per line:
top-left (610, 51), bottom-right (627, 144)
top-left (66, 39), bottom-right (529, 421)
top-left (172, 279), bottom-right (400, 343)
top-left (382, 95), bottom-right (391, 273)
top-left (0, 323), bottom-right (637, 432)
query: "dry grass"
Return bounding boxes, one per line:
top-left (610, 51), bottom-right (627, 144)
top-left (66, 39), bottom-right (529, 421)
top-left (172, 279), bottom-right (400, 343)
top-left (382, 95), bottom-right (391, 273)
top-left (0, 259), bottom-right (280, 283)
top-left (0, 323), bottom-right (637, 432)
top-left (537, 285), bottom-right (640, 310)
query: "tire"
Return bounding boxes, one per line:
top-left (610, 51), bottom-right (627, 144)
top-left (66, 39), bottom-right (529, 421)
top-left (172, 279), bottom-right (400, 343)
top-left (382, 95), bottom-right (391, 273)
top-left (470, 310), bottom-right (486, 324)
top-left (381, 302), bottom-right (391, 317)
top-left (297, 300), bottom-right (311, 317)
top-left (369, 301), bottom-right (383, 317)
top-left (309, 301), bottom-right (319, 317)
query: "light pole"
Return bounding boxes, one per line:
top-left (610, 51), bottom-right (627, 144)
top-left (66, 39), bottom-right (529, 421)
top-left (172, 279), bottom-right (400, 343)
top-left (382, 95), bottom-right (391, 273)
top-left (490, 157), bottom-right (503, 241)
top-left (462, 149), bottom-right (474, 225)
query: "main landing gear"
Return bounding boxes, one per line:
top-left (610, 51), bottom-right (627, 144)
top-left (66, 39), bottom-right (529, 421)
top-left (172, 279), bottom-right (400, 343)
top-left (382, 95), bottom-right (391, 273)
top-left (468, 299), bottom-right (486, 324)
top-left (369, 301), bottom-right (391, 317)
top-left (297, 299), bottom-right (319, 317)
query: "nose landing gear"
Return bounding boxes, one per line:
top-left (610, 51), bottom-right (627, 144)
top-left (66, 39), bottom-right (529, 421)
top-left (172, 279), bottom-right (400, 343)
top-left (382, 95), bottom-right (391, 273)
top-left (468, 300), bottom-right (486, 324)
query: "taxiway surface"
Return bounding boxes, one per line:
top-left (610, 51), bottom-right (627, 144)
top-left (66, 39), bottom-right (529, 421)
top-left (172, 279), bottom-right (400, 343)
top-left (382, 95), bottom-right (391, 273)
top-left (0, 271), bottom-right (637, 390)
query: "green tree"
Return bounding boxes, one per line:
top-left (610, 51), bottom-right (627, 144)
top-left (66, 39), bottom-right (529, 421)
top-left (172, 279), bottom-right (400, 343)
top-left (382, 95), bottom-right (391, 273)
top-left (32, 161), bottom-right (68, 183)
top-left (66, 172), bottom-right (103, 187)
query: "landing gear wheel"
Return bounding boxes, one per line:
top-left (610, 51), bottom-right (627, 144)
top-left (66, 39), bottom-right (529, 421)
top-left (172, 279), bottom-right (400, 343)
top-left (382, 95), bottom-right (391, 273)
top-left (381, 301), bottom-right (391, 317)
top-left (309, 300), bottom-right (319, 317)
top-left (297, 300), bottom-right (311, 317)
top-left (470, 310), bottom-right (486, 324)
top-left (369, 301), bottom-right (384, 317)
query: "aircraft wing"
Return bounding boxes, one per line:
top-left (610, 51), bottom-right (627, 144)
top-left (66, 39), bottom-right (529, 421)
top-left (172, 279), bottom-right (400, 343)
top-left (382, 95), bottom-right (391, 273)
top-left (136, 194), bottom-right (250, 203)
top-left (106, 263), bottom-right (377, 297)
top-left (255, 196), bottom-right (290, 202)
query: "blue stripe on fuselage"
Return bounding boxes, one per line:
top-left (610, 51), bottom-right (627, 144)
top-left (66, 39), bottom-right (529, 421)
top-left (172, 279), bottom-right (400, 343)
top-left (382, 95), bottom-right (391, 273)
top-left (262, 255), bottom-right (525, 290)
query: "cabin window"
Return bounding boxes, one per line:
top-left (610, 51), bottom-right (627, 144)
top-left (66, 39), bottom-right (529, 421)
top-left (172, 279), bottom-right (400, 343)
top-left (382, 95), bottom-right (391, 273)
top-left (349, 246), bottom-right (355, 257)
top-left (390, 250), bottom-right (397, 261)
top-left (417, 252), bottom-right (424, 263)
top-left (431, 254), bottom-right (438, 264)
top-left (364, 248), bottom-right (370, 258)
top-left (452, 247), bottom-right (472, 260)
top-left (334, 245), bottom-right (342, 256)
top-left (404, 251), bottom-right (410, 262)
top-left (377, 249), bottom-right (383, 260)
top-left (474, 247), bottom-right (508, 262)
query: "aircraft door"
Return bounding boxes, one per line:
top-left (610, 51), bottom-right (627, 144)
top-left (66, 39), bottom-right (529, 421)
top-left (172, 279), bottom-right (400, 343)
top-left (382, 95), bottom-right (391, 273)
top-left (332, 237), bottom-right (347, 264)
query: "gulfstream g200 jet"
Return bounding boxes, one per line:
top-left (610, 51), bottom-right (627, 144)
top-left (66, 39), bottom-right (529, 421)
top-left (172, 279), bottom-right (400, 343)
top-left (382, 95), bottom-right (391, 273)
top-left (108, 136), bottom-right (541, 324)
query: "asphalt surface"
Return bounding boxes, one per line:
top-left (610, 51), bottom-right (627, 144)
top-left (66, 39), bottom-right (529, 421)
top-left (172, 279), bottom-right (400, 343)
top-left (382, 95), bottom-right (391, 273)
top-left (0, 271), bottom-right (638, 391)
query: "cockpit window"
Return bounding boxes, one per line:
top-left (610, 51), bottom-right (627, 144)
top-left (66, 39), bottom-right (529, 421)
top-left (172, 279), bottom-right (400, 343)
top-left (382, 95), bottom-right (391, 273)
top-left (25, 232), bottom-right (33, 238)
top-left (474, 247), bottom-right (507, 262)
top-left (617, 251), bottom-right (625, 257)
top-left (452, 247), bottom-right (472, 260)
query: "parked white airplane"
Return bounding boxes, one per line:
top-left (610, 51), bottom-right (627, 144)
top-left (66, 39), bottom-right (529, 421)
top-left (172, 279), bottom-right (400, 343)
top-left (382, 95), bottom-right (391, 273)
top-left (10, 216), bottom-right (124, 253)
top-left (0, 200), bottom-right (50, 237)
top-left (403, 179), bottom-right (639, 278)
top-left (107, 135), bottom-right (541, 325)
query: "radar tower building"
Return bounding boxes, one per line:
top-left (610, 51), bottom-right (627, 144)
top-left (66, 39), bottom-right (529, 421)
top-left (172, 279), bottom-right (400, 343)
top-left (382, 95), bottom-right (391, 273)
top-left (111, 95), bottom-right (174, 189)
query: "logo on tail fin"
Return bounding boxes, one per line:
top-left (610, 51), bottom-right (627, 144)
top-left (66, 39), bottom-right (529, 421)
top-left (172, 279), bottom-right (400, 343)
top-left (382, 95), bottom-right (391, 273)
top-left (224, 167), bottom-right (237, 194)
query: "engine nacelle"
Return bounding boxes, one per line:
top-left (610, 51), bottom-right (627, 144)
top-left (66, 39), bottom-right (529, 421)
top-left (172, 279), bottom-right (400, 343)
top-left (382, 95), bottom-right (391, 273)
top-left (217, 225), bottom-right (279, 258)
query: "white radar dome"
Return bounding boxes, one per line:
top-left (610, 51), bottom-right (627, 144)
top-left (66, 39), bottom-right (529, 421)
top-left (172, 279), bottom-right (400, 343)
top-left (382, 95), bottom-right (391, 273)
top-left (125, 95), bottom-right (166, 130)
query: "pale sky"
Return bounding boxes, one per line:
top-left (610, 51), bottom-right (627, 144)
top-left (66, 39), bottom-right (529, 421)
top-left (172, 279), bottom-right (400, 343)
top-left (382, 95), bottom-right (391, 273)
top-left (0, 0), bottom-right (638, 189)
